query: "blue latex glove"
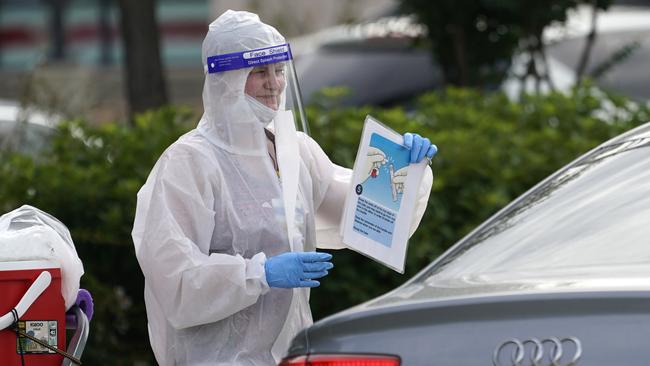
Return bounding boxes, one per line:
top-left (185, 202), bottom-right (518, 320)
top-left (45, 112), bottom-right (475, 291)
top-left (403, 132), bottom-right (438, 164)
top-left (265, 252), bottom-right (333, 288)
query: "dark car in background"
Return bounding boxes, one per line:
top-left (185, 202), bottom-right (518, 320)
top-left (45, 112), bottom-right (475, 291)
top-left (291, 15), bottom-right (439, 107)
top-left (292, 5), bottom-right (650, 106)
top-left (280, 121), bottom-right (650, 365)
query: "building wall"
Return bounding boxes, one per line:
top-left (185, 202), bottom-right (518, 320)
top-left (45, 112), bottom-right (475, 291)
top-left (0, 0), bottom-right (397, 123)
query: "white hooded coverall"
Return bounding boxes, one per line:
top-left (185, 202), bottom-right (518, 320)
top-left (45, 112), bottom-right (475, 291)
top-left (132, 10), bottom-right (433, 366)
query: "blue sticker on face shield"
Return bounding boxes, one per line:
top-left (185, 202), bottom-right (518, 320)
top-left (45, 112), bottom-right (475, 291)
top-left (207, 43), bottom-right (293, 74)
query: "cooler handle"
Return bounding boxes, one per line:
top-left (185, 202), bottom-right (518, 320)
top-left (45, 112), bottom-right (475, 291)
top-left (62, 305), bottom-right (89, 366)
top-left (0, 271), bottom-right (52, 330)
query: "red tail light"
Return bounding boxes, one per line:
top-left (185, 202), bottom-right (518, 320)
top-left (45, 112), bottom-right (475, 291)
top-left (279, 354), bottom-right (400, 366)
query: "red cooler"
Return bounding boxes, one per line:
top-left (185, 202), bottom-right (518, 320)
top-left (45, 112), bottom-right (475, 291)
top-left (0, 260), bottom-right (66, 366)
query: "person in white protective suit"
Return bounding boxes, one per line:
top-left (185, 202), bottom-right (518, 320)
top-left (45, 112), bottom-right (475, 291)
top-left (132, 10), bottom-right (438, 366)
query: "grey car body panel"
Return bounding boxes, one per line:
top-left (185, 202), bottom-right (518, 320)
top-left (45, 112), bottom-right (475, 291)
top-left (286, 122), bottom-right (650, 364)
top-left (290, 291), bottom-right (650, 365)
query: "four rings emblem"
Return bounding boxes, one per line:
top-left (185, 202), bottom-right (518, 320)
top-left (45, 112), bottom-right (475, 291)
top-left (492, 337), bottom-right (582, 366)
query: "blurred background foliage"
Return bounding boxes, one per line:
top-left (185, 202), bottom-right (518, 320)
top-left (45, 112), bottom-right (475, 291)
top-left (1, 85), bottom-right (648, 363)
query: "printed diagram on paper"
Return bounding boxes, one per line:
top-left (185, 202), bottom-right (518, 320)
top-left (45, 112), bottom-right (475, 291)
top-left (342, 116), bottom-right (426, 273)
top-left (353, 133), bottom-right (410, 247)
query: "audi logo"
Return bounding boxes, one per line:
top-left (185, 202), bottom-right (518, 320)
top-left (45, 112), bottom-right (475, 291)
top-left (492, 337), bottom-right (582, 366)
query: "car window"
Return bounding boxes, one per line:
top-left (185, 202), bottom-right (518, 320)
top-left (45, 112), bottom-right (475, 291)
top-left (409, 137), bottom-right (650, 298)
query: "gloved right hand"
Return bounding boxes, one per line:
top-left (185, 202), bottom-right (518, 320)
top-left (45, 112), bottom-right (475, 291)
top-left (403, 132), bottom-right (438, 164)
top-left (265, 252), bottom-right (333, 288)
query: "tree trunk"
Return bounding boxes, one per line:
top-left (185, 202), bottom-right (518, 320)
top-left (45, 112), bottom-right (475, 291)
top-left (45, 0), bottom-right (68, 62)
top-left (98, 0), bottom-right (113, 66)
top-left (0, 1), bottom-right (3, 68)
top-left (117, 0), bottom-right (168, 123)
top-left (448, 24), bottom-right (469, 87)
top-left (575, 0), bottom-right (599, 85)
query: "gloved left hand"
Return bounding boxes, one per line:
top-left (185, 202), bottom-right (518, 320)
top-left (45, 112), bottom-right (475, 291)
top-left (403, 132), bottom-right (438, 164)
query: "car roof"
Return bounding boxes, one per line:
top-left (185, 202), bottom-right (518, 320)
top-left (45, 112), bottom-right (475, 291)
top-left (0, 99), bottom-right (59, 128)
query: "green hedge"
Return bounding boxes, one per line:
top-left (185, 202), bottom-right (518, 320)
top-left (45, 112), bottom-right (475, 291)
top-left (1, 87), bottom-right (648, 364)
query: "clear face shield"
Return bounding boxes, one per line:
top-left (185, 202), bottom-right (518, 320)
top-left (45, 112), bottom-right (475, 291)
top-left (206, 43), bottom-right (308, 249)
top-left (206, 43), bottom-right (309, 136)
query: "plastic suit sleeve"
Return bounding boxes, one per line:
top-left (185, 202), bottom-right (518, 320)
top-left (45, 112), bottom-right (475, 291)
top-left (410, 166), bottom-right (433, 237)
top-left (133, 150), bottom-right (269, 330)
top-left (298, 134), bottom-right (433, 250)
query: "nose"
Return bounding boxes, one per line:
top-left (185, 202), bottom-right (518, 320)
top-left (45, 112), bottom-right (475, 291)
top-left (265, 69), bottom-right (281, 90)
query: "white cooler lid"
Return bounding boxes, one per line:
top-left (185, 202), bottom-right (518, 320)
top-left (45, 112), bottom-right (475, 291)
top-left (0, 260), bottom-right (61, 271)
top-left (0, 205), bottom-right (83, 309)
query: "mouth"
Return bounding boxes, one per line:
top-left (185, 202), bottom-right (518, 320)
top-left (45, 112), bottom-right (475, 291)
top-left (256, 95), bottom-right (279, 110)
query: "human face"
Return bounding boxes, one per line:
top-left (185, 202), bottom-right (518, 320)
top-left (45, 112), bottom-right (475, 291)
top-left (244, 63), bottom-right (286, 110)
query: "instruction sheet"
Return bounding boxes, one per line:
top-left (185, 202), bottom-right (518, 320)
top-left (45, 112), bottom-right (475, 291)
top-left (341, 115), bottom-right (427, 273)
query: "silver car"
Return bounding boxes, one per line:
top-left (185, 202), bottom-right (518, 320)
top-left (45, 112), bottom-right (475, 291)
top-left (280, 121), bottom-right (650, 365)
top-left (0, 99), bottom-right (59, 157)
